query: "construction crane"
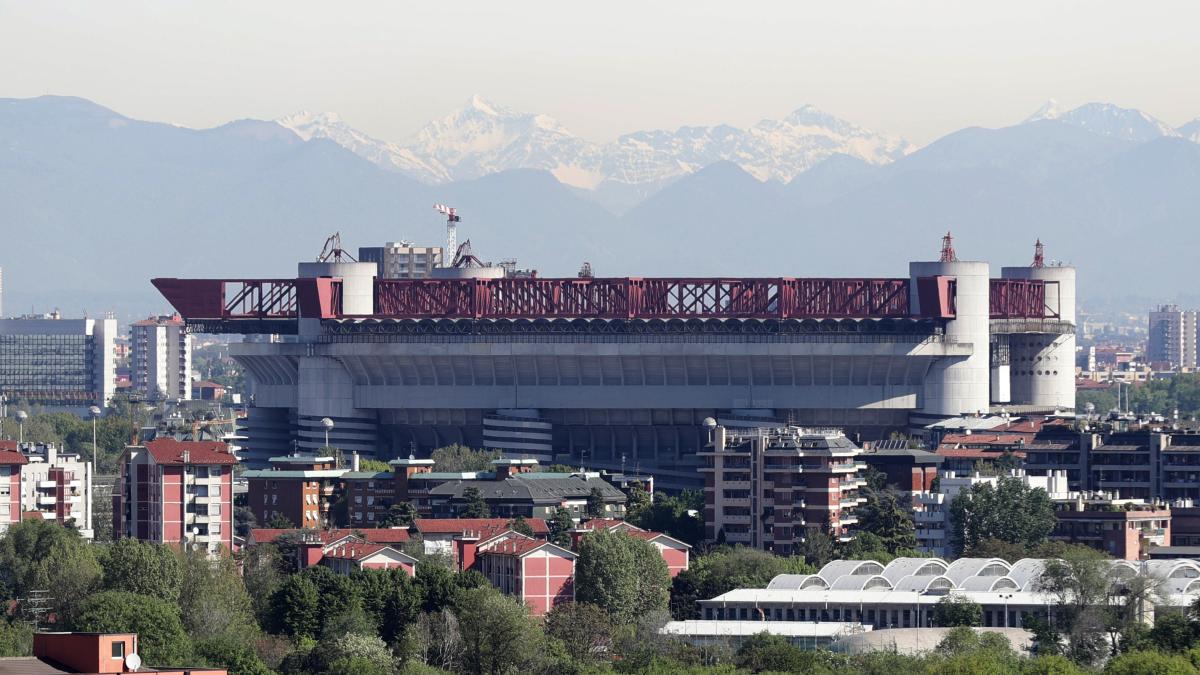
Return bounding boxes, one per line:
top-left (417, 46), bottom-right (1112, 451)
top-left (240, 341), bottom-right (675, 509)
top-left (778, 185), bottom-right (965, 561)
top-left (433, 204), bottom-right (461, 265)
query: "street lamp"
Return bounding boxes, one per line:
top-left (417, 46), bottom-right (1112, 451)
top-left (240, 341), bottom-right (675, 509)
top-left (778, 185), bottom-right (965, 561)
top-left (320, 417), bottom-right (334, 448)
top-left (88, 406), bottom-right (102, 470)
top-left (15, 410), bottom-right (27, 445)
top-left (999, 592), bottom-right (1014, 628)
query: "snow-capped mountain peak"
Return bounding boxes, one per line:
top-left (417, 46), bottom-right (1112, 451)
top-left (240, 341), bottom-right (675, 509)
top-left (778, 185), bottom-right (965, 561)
top-left (1178, 118), bottom-right (1200, 143)
top-left (1024, 101), bottom-right (1179, 141)
top-left (276, 97), bottom-right (914, 189)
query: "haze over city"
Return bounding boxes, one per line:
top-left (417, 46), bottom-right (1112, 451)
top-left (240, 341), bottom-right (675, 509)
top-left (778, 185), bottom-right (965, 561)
top-left (4, 5), bottom-right (1200, 674)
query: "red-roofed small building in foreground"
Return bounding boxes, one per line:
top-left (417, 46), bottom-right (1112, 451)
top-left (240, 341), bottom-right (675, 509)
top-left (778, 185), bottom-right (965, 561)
top-left (115, 439), bottom-right (237, 554)
top-left (321, 541), bottom-right (418, 576)
top-left (4, 631), bottom-right (227, 674)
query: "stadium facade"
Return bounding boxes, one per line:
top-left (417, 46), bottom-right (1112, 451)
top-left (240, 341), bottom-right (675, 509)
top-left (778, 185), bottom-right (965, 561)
top-left (152, 240), bottom-right (1075, 490)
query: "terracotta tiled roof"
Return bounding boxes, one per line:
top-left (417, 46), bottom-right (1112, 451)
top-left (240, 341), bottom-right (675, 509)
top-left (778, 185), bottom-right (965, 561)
top-left (935, 448), bottom-right (1028, 460)
top-left (413, 517), bottom-right (549, 536)
top-left (0, 448), bottom-right (28, 465)
top-left (143, 438), bottom-right (238, 465)
top-left (939, 433), bottom-right (1028, 446)
top-left (249, 527), bottom-right (411, 545)
top-left (21, 511), bottom-right (43, 521)
top-left (480, 537), bottom-right (574, 559)
top-left (574, 518), bottom-right (639, 532)
top-left (624, 529), bottom-right (692, 548)
top-left (324, 542), bottom-right (389, 560)
top-left (0, 440), bottom-right (18, 452)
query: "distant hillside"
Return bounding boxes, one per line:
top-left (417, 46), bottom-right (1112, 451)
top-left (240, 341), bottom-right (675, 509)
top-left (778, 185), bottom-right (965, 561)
top-left (3, 95), bottom-right (1200, 317)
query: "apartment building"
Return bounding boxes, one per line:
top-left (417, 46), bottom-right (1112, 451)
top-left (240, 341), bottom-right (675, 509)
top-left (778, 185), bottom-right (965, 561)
top-left (129, 314), bottom-right (191, 400)
top-left (18, 443), bottom-right (94, 538)
top-left (242, 452), bottom-right (345, 529)
top-left (700, 424), bottom-right (866, 554)
top-left (115, 438), bottom-right (236, 554)
top-left (1148, 305), bottom-right (1198, 369)
top-left (357, 242), bottom-right (443, 279)
top-left (0, 441), bottom-right (25, 532)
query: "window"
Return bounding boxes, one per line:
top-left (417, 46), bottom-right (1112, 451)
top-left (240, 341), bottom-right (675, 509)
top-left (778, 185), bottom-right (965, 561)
top-left (111, 641), bottom-right (125, 658)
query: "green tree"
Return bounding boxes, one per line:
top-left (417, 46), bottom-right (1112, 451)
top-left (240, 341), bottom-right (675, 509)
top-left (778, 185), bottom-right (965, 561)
top-left (669, 547), bottom-right (814, 619)
top-left (587, 487), bottom-right (607, 518)
top-left (458, 486), bottom-right (490, 518)
top-left (431, 444), bottom-right (499, 472)
top-left (547, 507), bottom-right (575, 547)
top-left (270, 574), bottom-right (321, 639)
top-left (1104, 650), bottom-right (1198, 675)
top-left (72, 591), bottom-right (192, 666)
top-left (192, 635), bottom-right (273, 675)
top-left (415, 559), bottom-right (459, 613)
top-left (264, 513), bottom-right (295, 529)
top-left (178, 549), bottom-right (257, 646)
top-left (1037, 545), bottom-right (1114, 666)
top-left (0, 620), bottom-right (33, 657)
top-left (1151, 612), bottom-right (1199, 653)
top-left (509, 515), bottom-right (535, 537)
top-left (575, 529), bottom-right (670, 625)
top-left (454, 586), bottom-right (539, 675)
top-left (239, 542), bottom-right (287, 627)
top-left (933, 594), bottom-right (982, 627)
top-left (379, 501), bottom-right (418, 528)
top-left (626, 482), bottom-right (652, 519)
top-left (100, 538), bottom-right (182, 602)
top-left (354, 568), bottom-right (420, 646)
top-left (0, 519), bottom-right (101, 623)
top-left (626, 490), bottom-right (705, 547)
top-left (949, 475), bottom-right (1057, 556)
top-left (797, 528), bottom-right (836, 568)
top-left (733, 632), bottom-right (807, 673)
top-left (544, 601), bottom-right (615, 664)
top-left (233, 506), bottom-right (257, 539)
top-left (855, 483), bottom-right (917, 553)
top-left (359, 458), bottom-right (392, 473)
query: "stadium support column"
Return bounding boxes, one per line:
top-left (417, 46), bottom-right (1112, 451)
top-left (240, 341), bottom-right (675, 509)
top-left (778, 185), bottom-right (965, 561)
top-left (1001, 265), bottom-right (1076, 411)
top-left (294, 260), bottom-right (380, 455)
top-left (910, 260), bottom-right (991, 418)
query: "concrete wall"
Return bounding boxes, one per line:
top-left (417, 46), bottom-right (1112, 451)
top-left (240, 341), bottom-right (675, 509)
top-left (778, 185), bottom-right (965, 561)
top-left (1001, 265), bottom-right (1077, 411)
top-left (910, 261), bottom-right (991, 417)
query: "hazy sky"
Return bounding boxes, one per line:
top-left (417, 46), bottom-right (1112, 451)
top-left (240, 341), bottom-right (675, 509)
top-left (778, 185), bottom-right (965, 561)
top-left (2, 1), bottom-right (1198, 145)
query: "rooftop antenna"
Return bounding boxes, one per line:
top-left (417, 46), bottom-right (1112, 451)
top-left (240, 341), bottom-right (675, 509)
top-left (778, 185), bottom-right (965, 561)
top-left (433, 204), bottom-right (460, 264)
top-left (1032, 239), bottom-right (1045, 268)
top-left (317, 232), bottom-right (356, 262)
top-left (939, 231), bottom-right (957, 262)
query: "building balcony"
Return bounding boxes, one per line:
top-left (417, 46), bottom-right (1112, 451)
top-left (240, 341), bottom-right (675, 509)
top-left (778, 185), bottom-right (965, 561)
top-left (68, 480), bottom-right (82, 489)
top-left (36, 495), bottom-right (56, 506)
top-left (36, 480), bottom-right (57, 489)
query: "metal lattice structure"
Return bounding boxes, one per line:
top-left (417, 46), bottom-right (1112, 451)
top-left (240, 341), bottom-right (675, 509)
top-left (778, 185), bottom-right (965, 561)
top-left (154, 275), bottom-right (1057, 325)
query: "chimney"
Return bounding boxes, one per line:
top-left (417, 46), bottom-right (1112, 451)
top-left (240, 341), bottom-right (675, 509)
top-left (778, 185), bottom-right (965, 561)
top-left (456, 536), bottom-right (479, 572)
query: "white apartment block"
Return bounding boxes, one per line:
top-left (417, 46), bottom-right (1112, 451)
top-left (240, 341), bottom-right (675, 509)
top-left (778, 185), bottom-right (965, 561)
top-left (358, 242), bottom-right (444, 279)
top-left (1148, 305), bottom-right (1199, 369)
top-left (19, 444), bottom-right (94, 539)
top-left (130, 314), bottom-right (192, 400)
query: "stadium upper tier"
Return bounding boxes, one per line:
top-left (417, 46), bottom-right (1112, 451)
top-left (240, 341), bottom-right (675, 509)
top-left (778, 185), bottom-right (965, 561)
top-left (151, 276), bottom-right (1056, 330)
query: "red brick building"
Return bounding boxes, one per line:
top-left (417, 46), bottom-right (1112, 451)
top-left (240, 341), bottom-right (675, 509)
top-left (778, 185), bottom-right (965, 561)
top-left (413, 517), bottom-right (550, 566)
top-left (115, 438), bottom-right (236, 554)
top-left (701, 425), bottom-right (866, 554)
top-left (473, 531), bottom-right (576, 615)
top-left (243, 452), bottom-right (345, 529)
top-left (248, 527), bottom-right (412, 570)
top-left (1052, 503), bottom-right (1171, 560)
top-left (0, 442), bottom-right (27, 533)
top-left (320, 541), bottom-right (418, 576)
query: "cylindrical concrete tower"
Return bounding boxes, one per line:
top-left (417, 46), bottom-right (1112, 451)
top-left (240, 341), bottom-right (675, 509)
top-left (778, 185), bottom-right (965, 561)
top-left (298, 261), bottom-right (378, 315)
top-left (294, 260), bottom-right (380, 455)
top-left (1000, 264), bottom-right (1076, 411)
top-left (910, 260), bottom-right (992, 417)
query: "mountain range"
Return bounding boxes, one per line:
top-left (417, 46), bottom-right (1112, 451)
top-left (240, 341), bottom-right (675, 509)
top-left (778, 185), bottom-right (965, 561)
top-left (2, 94), bottom-right (1200, 317)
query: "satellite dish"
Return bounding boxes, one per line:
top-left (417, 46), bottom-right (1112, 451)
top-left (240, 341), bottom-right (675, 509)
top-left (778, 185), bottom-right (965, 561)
top-left (125, 653), bottom-right (142, 671)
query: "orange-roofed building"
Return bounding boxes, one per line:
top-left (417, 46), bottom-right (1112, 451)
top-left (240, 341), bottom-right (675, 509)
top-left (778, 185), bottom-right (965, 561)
top-left (115, 439), bottom-right (237, 554)
top-left (474, 531), bottom-right (576, 615)
top-left (12, 631), bottom-right (226, 674)
top-left (569, 519), bottom-right (691, 576)
top-left (320, 541), bottom-right (418, 576)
